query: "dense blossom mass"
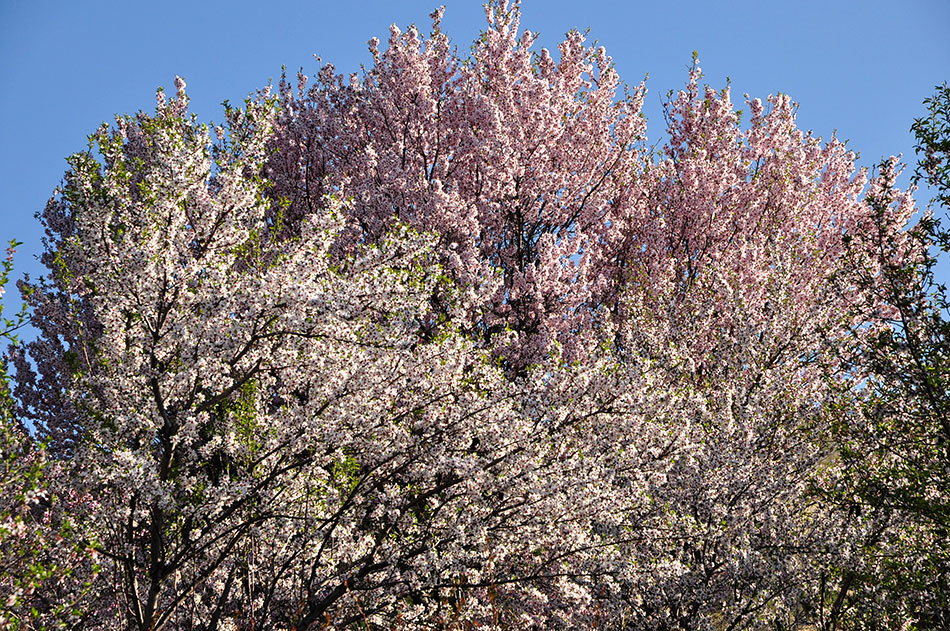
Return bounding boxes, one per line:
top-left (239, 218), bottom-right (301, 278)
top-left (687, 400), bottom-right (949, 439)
top-left (1, 3), bottom-right (947, 630)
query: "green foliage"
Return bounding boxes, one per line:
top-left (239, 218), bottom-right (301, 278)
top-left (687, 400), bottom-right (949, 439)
top-left (821, 84), bottom-right (950, 630)
top-left (912, 82), bottom-right (950, 211)
top-left (331, 451), bottom-right (362, 496)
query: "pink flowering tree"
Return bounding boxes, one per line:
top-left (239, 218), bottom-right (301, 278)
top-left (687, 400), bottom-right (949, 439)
top-left (268, 3), bottom-right (646, 371)
top-left (533, 61), bottom-right (916, 628)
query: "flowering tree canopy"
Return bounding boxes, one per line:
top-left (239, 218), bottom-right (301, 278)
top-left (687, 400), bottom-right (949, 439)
top-left (3, 2), bottom-right (941, 630)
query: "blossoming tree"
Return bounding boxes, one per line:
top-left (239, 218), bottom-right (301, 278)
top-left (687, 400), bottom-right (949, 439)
top-left (7, 2), bottom-right (927, 630)
top-left (13, 80), bottom-right (591, 629)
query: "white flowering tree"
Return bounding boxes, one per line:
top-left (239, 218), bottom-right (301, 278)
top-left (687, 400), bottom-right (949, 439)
top-left (13, 79), bottom-right (615, 630)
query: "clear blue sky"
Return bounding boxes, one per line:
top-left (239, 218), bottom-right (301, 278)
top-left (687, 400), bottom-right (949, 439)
top-left (2, 0), bottom-right (948, 311)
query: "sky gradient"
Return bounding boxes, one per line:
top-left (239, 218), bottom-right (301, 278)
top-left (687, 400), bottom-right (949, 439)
top-left (2, 0), bottom-right (948, 319)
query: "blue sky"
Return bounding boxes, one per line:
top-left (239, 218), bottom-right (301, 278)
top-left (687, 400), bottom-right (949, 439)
top-left (1, 0), bottom-right (948, 310)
